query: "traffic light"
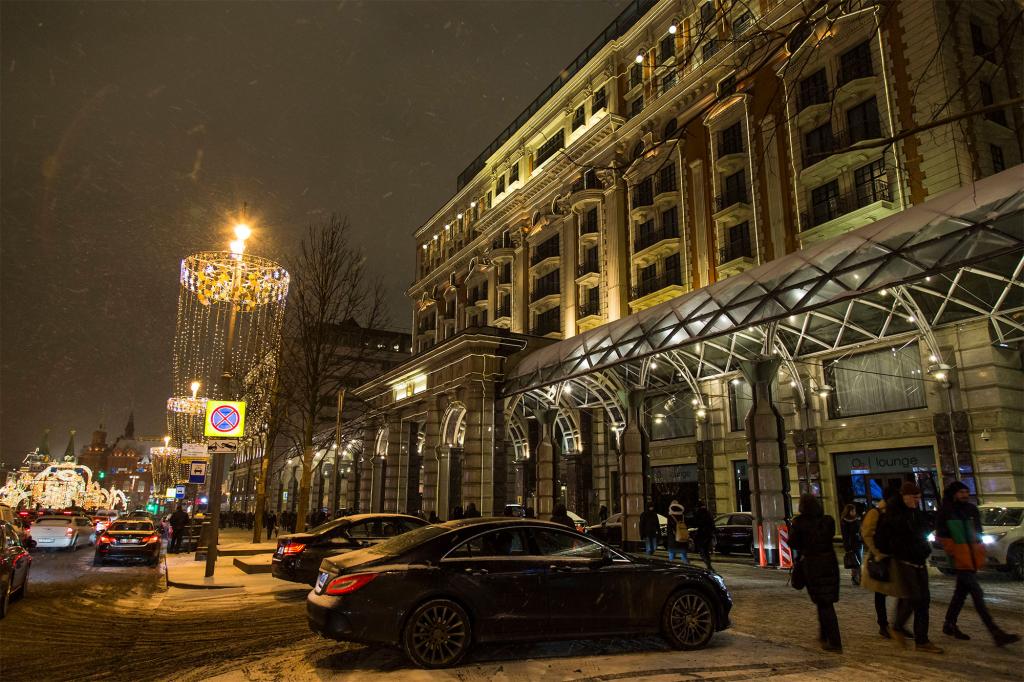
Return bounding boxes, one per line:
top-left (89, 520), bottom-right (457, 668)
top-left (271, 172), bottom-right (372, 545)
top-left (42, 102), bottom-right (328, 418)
top-left (98, 471), bottom-right (106, 480)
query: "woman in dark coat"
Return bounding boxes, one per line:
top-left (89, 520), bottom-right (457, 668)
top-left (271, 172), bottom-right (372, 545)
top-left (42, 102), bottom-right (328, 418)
top-left (790, 493), bottom-right (842, 652)
top-left (840, 504), bottom-right (863, 585)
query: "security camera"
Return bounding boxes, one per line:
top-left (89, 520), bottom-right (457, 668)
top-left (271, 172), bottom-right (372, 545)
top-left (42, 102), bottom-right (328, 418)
top-left (980, 429), bottom-right (991, 442)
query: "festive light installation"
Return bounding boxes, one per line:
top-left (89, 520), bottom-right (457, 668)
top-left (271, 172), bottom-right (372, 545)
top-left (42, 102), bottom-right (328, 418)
top-left (149, 436), bottom-right (185, 491)
top-left (168, 236), bottom-right (289, 445)
top-left (0, 463), bottom-right (128, 510)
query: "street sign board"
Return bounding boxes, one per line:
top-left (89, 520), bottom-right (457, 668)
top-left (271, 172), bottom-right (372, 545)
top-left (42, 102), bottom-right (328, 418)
top-left (182, 442), bottom-right (209, 459)
top-left (164, 487), bottom-right (177, 500)
top-left (175, 484), bottom-right (186, 500)
top-left (207, 439), bottom-right (239, 455)
top-left (188, 460), bottom-right (208, 484)
top-left (204, 400), bottom-right (246, 438)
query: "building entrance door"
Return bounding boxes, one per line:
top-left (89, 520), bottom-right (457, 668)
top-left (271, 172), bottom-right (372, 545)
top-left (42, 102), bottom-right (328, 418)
top-left (834, 446), bottom-right (940, 511)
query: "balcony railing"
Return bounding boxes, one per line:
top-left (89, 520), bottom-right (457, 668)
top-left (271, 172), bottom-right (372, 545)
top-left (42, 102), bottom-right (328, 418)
top-left (632, 184), bottom-right (654, 208)
top-left (530, 281), bottom-right (561, 303)
top-left (719, 240), bottom-right (752, 263)
top-left (580, 218), bottom-right (599, 235)
top-left (713, 188), bottom-right (749, 213)
top-left (797, 82), bottom-right (830, 112)
top-left (631, 268), bottom-right (682, 299)
top-left (491, 236), bottom-right (514, 250)
top-left (577, 258), bottom-right (600, 278)
top-left (531, 316), bottom-right (561, 336)
top-left (838, 55), bottom-right (873, 87)
top-left (570, 172), bottom-right (602, 193)
top-left (801, 181), bottom-right (891, 228)
top-left (495, 304), bottom-right (511, 319)
top-left (802, 123), bottom-right (882, 168)
top-left (498, 265), bottom-right (512, 284)
top-left (718, 135), bottom-right (744, 157)
top-left (530, 246), bottom-right (560, 266)
top-left (578, 299), bottom-right (600, 318)
top-left (634, 224), bottom-right (679, 252)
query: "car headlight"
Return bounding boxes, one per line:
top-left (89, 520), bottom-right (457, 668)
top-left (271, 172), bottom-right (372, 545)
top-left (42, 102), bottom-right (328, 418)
top-left (981, 532), bottom-right (1006, 544)
top-left (927, 532), bottom-right (936, 542)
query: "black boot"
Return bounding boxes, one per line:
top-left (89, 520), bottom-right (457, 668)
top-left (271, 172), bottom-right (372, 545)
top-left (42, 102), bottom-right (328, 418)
top-left (943, 623), bottom-right (970, 640)
top-left (994, 630), bottom-right (1021, 647)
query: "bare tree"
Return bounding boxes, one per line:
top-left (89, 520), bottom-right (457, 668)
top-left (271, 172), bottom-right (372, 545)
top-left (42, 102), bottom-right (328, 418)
top-left (279, 215), bottom-right (386, 533)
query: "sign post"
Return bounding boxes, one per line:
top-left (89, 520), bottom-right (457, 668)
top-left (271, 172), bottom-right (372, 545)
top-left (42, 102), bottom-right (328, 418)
top-left (202, 399), bottom-right (246, 576)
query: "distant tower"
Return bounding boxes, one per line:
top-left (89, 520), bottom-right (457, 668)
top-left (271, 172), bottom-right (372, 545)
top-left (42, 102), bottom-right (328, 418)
top-left (38, 429), bottom-right (50, 457)
top-left (63, 430), bottom-right (77, 463)
top-left (124, 412), bottom-right (135, 439)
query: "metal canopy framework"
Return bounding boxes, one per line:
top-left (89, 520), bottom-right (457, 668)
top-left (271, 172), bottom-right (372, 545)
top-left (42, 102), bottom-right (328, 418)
top-left (506, 169), bottom-right (1024, 399)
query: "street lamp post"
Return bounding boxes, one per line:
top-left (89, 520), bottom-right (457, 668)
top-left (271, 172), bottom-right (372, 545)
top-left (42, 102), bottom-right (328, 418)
top-left (204, 223), bottom-right (250, 578)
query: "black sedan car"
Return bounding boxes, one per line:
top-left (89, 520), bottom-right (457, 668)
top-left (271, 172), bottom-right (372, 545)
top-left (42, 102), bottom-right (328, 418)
top-left (94, 520), bottom-right (161, 567)
top-left (307, 518), bottom-right (732, 668)
top-left (1, 520), bottom-right (31, 618)
top-left (273, 513), bottom-right (428, 586)
top-left (713, 512), bottom-right (755, 555)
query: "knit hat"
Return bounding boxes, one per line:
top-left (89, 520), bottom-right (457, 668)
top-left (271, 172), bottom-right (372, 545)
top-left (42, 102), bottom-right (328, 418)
top-left (900, 481), bottom-right (922, 496)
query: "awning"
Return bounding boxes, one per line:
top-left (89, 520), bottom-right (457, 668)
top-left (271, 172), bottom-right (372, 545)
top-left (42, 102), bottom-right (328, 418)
top-left (506, 168), bottom-right (1024, 396)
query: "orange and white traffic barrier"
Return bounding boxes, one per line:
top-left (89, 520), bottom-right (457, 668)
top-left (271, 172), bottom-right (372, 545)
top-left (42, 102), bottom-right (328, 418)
top-left (757, 523), bottom-right (767, 567)
top-left (778, 523), bottom-right (793, 569)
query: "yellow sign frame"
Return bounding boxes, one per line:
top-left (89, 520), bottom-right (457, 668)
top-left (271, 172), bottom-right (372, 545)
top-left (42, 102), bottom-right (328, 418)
top-left (204, 400), bottom-right (247, 438)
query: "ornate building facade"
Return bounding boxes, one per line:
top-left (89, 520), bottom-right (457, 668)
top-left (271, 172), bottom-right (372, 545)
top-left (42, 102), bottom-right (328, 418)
top-left (349, 0), bottom-right (1022, 546)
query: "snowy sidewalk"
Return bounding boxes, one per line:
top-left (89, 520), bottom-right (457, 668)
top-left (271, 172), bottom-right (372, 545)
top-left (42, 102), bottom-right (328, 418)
top-left (163, 526), bottom-right (279, 589)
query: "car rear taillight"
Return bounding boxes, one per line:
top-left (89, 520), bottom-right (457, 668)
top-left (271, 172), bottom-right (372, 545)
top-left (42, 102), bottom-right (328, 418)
top-left (65, 527), bottom-right (75, 537)
top-left (282, 542), bottom-right (306, 556)
top-left (98, 535), bottom-right (115, 544)
top-left (324, 572), bottom-right (378, 595)
top-left (143, 534), bottom-right (160, 544)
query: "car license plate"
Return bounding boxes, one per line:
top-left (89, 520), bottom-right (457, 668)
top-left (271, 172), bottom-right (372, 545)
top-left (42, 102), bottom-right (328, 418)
top-left (120, 538), bottom-right (139, 544)
top-left (316, 572), bottom-right (329, 593)
top-left (40, 538), bottom-right (53, 543)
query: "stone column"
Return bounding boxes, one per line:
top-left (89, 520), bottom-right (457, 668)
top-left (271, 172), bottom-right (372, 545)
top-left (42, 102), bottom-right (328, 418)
top-left (619, 388), bottom-right (647, 551)
top-left (404, 421), bottom-right (423, 515)
top-left (739, 356), bottom-right (791, 566)
top-left (562, 450), bottom-right (587, 519)
top-left (600, 173), bottom-right (629, 322)
top-left (562, 215), bottom-right (578, 335)
top-left (461, 383), bottom-right (484, 514)
top-left (535, 408), bottom-right (558, 519)
top-left (421, 397), bottom-right (443, 517)
top-left (370, 454), bottom-right (386, 513)
top-left (384, 414), bottom-right (402, 513)
top-left (511, 229), bottom-right (528, 333)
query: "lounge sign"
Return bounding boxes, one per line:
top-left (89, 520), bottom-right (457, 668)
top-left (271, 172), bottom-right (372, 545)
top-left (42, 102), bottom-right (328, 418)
top-left (834, 447), bottom-right (935, 476)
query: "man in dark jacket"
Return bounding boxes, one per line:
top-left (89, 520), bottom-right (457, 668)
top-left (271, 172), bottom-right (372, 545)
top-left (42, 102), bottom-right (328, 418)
top-left (790, 494), bottom-right (842, 652)
top-left (464, 502), bottom-right (481, 518)
top-left (639, 502), bottom-right (660, 555)
top-left (168, 505), bottom-right (189, 554)
top-left (549, 503), bottom-right (576, 529)
top-left (692, 501), bottom-right (715, 571)
top-left (937, 481), bottom-right (1020, 646)
top-left (877, 481), bottom-right (943, 653)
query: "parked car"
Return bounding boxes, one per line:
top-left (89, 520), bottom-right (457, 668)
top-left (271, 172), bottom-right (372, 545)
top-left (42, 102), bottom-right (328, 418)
top-left (10, 518), bottom-right (34, 549)
top-left (91, 511), bottom-right (119, 534)
top-left (273, 513), bottom-right (428, 586)
top-left (307, 518), bottom-right (732, 668)
top-left (31, 515), bottom-right (94, 550)
top-left (713, 512), bottom-right (755, 556)
top-left (0, 520), bottom-right (31, 618)
top-left (584, 512), bottom-right (667, 547)
top-left (94, 520), bottom-right (162, 567)
top-left (929, 501), bottom-right (1024, 580)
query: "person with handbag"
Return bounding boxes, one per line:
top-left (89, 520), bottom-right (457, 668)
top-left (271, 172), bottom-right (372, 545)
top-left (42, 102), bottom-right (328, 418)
top-left (789, 493), bottom-right (842, 652)
top-left (860, 485), bottom-right (905, 639)
top-left (840, 504), bottom-right (863, 585)
top-left (667, 500), bottom-right (689, 563)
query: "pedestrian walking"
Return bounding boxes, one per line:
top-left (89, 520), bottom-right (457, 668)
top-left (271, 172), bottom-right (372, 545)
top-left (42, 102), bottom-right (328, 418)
top-left (598, 505), bottom-right (609, 523)
top-left (860, 494), bottom-right (902, 638)
top-left (790, 493), bottom-right (842, 652)
top-left (876, 481), bottom-right (943, 653)
top-left (936, 481), bottom-right (1020, 646)
top-left (840, 504), bottom-right (863, 585)
top-left (266, 511), bottom-right (277, 541)
top-left (693, 501), bottom-right (715, 571)
top-left (667, 500), bottom-right (689, 563)
top-left (550, 503), bottom-right (575, 529)
top-left (168, 505), bottom-right (189, 554)
top-left (451, 505), bottom-right (464, 520)
top-left (464, 502), bottom-right (481, 518)
top-left (639, 502), bottom-right (660, 555)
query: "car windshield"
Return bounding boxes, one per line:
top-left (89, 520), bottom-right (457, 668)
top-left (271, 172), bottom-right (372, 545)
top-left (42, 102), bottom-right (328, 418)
top-left (306, 518), bottom-right (348, 535)
top-left (35, 517), bottom-right (73, 526)
top-left (980, 507), bottom-right (1024, 527)
top-left (367, 524), bottom-right (450, 555)
top-left (110, 521), bottom-right (154, 531)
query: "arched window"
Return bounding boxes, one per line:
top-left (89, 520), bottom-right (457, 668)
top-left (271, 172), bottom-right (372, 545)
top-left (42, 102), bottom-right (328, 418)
top-left (632, 140), bottom-right (646, 160)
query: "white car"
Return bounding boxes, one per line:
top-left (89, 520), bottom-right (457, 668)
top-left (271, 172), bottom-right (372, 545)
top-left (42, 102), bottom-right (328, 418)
top-left (31, 515), bottom-right (95, 550)
top-left (978, 502), bottom-right (1024, 580)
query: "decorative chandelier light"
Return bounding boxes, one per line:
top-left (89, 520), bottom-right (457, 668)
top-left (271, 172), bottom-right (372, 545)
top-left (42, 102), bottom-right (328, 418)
top-left (167, 380), bottom-right (208, 415)
top-left (180, 251), bottom-right (289, 311)
top-left (150, 436), bottom-right (184, 490)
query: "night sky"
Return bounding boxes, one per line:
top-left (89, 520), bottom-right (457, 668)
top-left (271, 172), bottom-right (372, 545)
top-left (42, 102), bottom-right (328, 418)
top-left (1, 0), bottom-right (626, 462)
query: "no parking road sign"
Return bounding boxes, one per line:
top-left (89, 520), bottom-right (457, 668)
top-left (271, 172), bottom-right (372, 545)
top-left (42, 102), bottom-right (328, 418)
top-left (204, 400), bottom-right (246, 438)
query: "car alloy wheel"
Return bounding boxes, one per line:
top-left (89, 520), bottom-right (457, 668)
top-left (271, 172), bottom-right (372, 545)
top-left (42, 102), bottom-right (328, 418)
top-left (1009, 545), bottom-right (1023, 582)
top-left (404, 599), bottom-right (472, 668)
top-left (663, 589), bottom-right (715, 650)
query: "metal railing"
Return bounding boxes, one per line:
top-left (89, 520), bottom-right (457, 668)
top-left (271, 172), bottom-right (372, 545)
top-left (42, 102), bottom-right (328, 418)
top-left (531, 315), bottom-right (561, 336)
top-left (796, 82), bottom-right (830, 112)
top-left (713, 188), bottom-right (749, 213)
top-left (719, 241), bottom-right (752, 264)
top-left (838, 55), bottom-right (873, 87)
top-left (634, 224), bottom-right (679, 252)
top-left (632, 269), bottom-right (682, 299)
top-left (800, 181), bottom-right (891, 228)
top-left (577, 258), bottom-right (600, 278)
top-left (530, 281), bottom-right (561, 302)
top-left (802, 123), bottom-right (882, 168)
top-left (578, 299), bottom-right (601, 318)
